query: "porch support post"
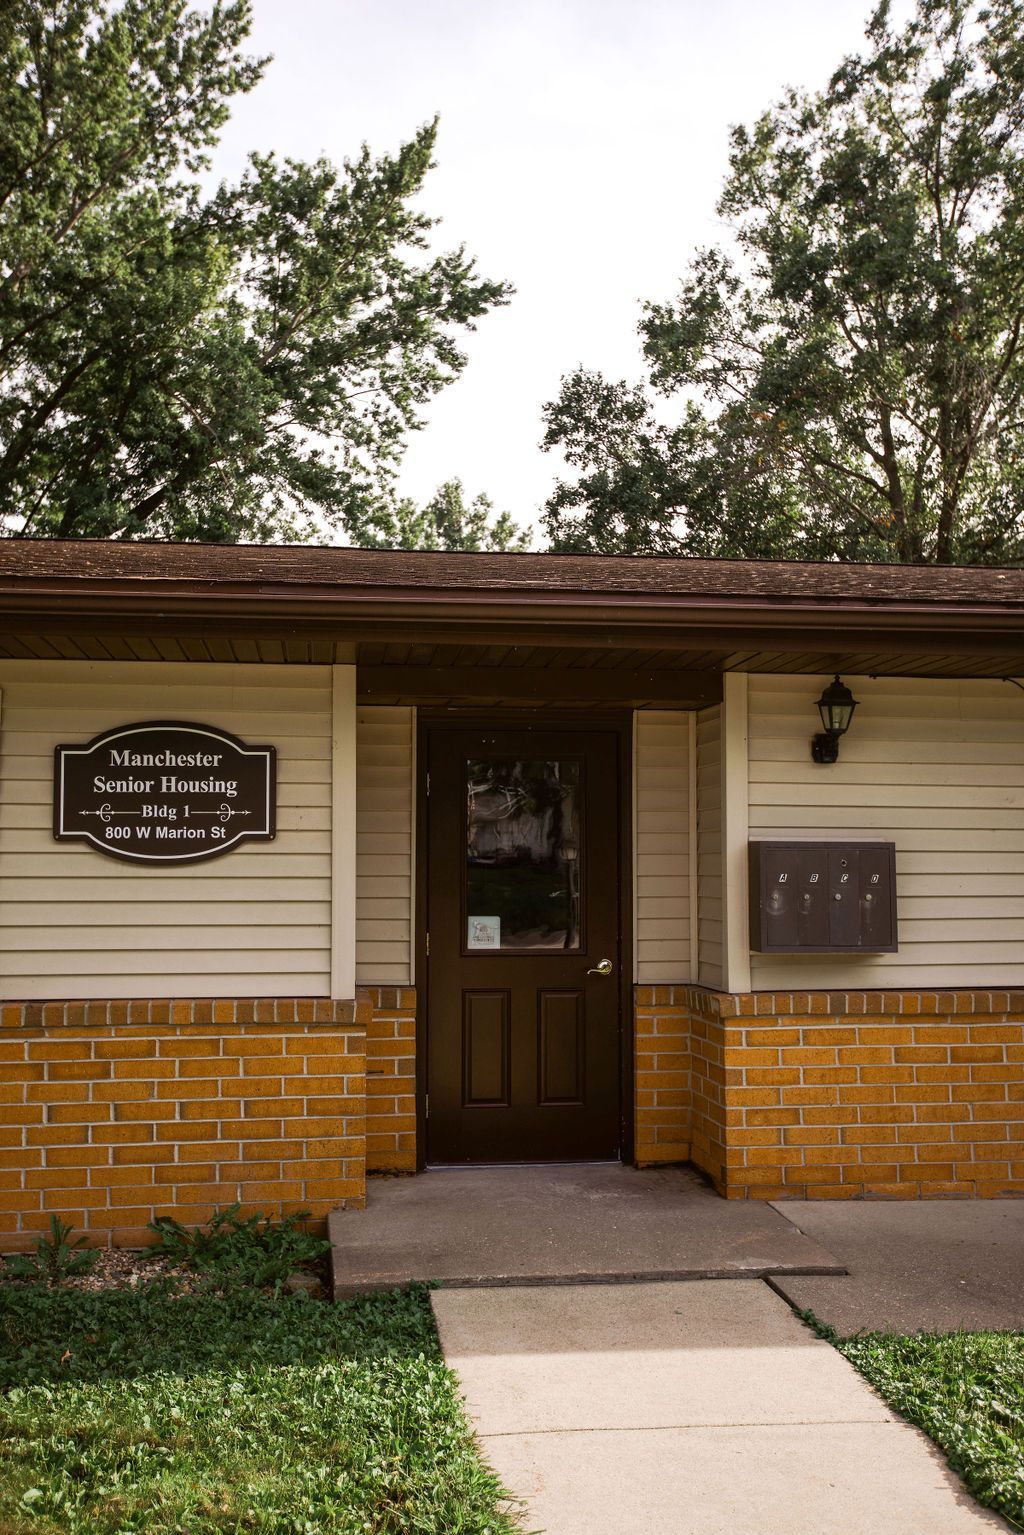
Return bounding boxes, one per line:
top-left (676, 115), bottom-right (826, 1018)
top-left (331, 664), bottom-right (357, 999)
top-left (721, 671), bottom-right (751, 993)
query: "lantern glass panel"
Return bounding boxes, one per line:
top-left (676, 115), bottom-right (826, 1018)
top-left (828, 699), bottom-right (854, 733)
top-left (816, 678), bottom-right (857, 737)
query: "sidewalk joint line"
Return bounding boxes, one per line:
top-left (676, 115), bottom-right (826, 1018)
top-left (478, 1417), bottom-right (896, 1438)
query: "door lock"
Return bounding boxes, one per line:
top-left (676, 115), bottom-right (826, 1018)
top-left (587, 958), bottom-right (614, 976)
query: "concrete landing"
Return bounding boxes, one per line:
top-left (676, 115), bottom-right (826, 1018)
top-left (433, 1280), bottom-right (1012, 1535)
top-left (769, 1198), bottom-right (1024, 1333)
top-left (329, 1164), bottom-right (844, 1296)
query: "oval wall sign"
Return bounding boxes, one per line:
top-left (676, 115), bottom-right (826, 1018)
top-left (53, 721), bottom-right (276, 864)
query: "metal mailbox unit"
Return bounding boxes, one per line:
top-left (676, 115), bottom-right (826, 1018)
top-left (749, 840), bottom-right (898, 954)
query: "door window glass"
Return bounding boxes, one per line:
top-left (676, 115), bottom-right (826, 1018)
top-left (466, 758), bottom-right (581, 950)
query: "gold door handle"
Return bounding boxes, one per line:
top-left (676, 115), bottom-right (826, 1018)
top-left (587, 958), bottom-right (613, 976)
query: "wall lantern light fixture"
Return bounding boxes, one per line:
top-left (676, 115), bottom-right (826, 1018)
top-left (811, 675), bottom-right (859, 764)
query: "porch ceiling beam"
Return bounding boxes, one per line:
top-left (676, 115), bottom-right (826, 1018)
top-left (3, 580), bottom-right (1024, 638)
top-left (356, 665), bottom-right (724, 706)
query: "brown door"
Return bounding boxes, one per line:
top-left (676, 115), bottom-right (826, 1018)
top-left (425, 726), bottom-right (622, 1163)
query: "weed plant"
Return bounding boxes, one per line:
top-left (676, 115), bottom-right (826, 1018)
top-left (3, 1219), bottom-right (98, 1286)
top-left (146, 1203), bottom-right (329, 1292)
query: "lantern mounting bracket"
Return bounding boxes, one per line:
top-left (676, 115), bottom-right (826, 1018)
top-left (811, 731), bottom-right (842, 764)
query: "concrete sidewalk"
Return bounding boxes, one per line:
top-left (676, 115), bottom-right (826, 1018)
top-left (433, 1280), bottom-right (1011, 1535)
top-left (769, 1198), bottom-right (1024, 1333)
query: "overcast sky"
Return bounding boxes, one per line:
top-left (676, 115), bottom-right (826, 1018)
top-left (209, 0), bottom-right (887, 539)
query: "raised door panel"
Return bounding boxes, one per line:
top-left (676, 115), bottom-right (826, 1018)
top-left (463, 990), bottom-right (510, 1107)
top-left (538, 990), bottom-right (584, 1105)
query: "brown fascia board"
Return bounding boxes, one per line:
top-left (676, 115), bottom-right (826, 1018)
top-left (0, 574), bottom-right (1023, 654)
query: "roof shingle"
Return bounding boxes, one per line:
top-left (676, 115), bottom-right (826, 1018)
top-left (1, 540), bottom-right (1022, 608)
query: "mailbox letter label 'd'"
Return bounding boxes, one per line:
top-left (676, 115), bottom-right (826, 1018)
top-left (54, 721), bottom-right (276, 865)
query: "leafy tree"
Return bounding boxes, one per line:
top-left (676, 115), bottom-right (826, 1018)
top-left (355, 476), bottom-right (530, 551)
top-left (0, 0), bottom-right (509, 541)
top-left (543, 0), bottom-right (1024, 564)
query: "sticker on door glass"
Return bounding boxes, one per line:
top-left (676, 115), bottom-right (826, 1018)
top-left (468, 916), bottom-right (501, 949)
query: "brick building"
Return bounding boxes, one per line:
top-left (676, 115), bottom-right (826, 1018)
top-left (2, 542), bottom-right (1024, 1245)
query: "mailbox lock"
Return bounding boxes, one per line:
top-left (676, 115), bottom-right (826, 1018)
top-left (833, 892), bottom-right (842, 901)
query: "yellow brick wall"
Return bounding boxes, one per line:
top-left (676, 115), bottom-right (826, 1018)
top-left (634, 988), bottom-right (691, 1165)
top-left (364, 986), bottom-right (417, 1172)
top-left (681, 988), bottom-right (1024, 1200)
top-left (0, 998), bottom-right (367, 1249)
top-left (689, 1000), bottom-right (727, 1183)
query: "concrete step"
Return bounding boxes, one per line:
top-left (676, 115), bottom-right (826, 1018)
top-left (328, 1164), bottom-right (845, 1297)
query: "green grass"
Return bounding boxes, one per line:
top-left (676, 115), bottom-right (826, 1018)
top-left (807, 1317), bottom-right (1024, 1530)
top-left (0, 1282), bottom-right (523, 1535)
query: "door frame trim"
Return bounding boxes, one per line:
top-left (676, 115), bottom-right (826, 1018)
top-left (415, 710), bottom-right (634, 1170)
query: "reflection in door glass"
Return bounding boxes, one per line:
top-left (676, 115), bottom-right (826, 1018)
top-left (466, 759), bottom-right (581, 950)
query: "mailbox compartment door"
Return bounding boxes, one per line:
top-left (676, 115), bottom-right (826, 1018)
top-left (827, 847), bottom-right (861, 947)
top-left (795, 846), bottom-right (829, 947)
top-left (859, 845), bottom-right (896, 950)
top-left (762, 846), bottom-right (799, 949)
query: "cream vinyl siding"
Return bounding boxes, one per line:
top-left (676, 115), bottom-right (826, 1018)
top-left (634, 711), bottom-right (692, 983)
top-left (0, 660), bottom-right (333, 1000)
top-left (355, 706), bottom-right (414, 985)
top-left (748, 675), bottom-right (1024, 989)
top-left (695, 704), bottom-right (724, 989)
